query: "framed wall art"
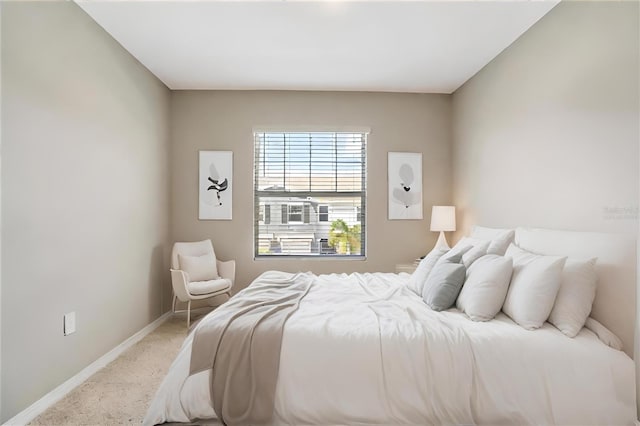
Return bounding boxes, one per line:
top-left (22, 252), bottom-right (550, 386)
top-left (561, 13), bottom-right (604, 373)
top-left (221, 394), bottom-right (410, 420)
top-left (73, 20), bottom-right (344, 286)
top-left (199, 150), bottom-right (233, 220)
top-left (388, 152), bottom-right (423, 220)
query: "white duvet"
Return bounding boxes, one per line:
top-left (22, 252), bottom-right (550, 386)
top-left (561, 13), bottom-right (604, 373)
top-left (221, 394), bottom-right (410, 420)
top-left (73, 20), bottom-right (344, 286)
top-left (144, 271), bottom-right (636, 425)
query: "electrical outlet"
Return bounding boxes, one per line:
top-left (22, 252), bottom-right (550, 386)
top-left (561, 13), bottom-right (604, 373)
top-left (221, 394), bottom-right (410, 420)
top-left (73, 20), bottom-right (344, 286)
top-left (64, 312), bottom-right (76, 336)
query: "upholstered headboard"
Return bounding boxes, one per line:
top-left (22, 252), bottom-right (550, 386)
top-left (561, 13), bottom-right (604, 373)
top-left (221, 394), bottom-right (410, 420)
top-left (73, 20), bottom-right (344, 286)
top-left (515, 227), bottom-right (637, 359)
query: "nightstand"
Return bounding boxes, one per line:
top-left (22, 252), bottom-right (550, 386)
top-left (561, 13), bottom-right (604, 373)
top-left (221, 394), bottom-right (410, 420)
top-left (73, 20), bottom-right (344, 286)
top-left (395, 263), bottom-right (418, 274)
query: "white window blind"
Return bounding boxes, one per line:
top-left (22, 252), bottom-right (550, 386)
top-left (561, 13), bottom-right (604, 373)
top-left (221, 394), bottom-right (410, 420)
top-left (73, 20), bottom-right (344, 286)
top-left (254, 131), bottom-right (367, 257)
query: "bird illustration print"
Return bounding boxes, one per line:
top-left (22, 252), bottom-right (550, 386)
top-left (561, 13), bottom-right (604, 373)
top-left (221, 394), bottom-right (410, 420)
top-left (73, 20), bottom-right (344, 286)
top-left (199, 151), bottom-right (233, 220)
top-left (207, 177), bottom-right (228, 206)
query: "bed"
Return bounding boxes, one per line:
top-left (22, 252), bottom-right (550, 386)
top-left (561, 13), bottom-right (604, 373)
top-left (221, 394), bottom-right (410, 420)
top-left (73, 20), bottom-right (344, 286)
top-left (144, 228), bottom-right (637, 425)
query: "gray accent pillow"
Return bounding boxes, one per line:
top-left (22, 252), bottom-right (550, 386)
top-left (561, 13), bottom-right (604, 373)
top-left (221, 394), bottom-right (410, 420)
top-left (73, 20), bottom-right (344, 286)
top-left (407, 247), bottom-right (449, 296)
top-left (408, 246), bottom-right (472, 296)
top-left (422, 257), bottom-right (467, 311)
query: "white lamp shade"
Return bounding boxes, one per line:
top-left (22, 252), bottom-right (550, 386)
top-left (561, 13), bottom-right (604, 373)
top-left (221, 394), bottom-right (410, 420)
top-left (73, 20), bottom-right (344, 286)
top-left (430, 206), bottom-right (456, 232)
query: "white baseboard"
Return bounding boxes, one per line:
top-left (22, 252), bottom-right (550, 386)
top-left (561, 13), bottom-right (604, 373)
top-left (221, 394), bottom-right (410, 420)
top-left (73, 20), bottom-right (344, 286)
top-left (3, 312), bottom-right (172, 426)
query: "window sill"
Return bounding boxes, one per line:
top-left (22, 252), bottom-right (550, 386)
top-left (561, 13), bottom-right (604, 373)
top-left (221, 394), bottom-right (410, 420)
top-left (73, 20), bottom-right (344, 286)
top-left (254, 255), bottom-right (366, 261)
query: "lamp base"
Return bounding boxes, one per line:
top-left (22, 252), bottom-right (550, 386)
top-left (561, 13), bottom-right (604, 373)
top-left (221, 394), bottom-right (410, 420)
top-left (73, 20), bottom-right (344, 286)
top-left (433, 231), bottom-right (450, 251)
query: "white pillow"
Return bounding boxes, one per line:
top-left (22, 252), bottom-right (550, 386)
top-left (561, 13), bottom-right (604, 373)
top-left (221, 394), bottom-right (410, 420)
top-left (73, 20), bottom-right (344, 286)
top-left (437, 244), bottom-right (472, 265)
top-left (178, 253), bottom-right (219, 282)
top-left (470, 226), bottom-right (515, 256)
top-left (548, 258), bottom-right (597, 337)
top-left (502, 244), bottom-right (566, 330)
top-left (408, 247), bottom-right (449, 296)
top-left (457, 255), bottom-right (513, 321)
top-left (452, 237), bottom-right (490, 268)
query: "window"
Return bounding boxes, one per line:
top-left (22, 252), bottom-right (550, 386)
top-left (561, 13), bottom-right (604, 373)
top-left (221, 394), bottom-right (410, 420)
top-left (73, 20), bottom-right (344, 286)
top-left (258, 204), bottom-right (271, 224)
top-left (288, 204), bottom-right (303, 223)
top-left (254, 131), bottom-right (367, 258)
top-left (264, 204), bottom-right (271, 224)
top-left (319, 205), bottom-right (329, 222)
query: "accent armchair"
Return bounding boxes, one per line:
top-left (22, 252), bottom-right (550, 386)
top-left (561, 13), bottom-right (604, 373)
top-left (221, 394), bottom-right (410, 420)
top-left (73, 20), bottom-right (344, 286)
top-left (170, 239), bottom-right (235, 327)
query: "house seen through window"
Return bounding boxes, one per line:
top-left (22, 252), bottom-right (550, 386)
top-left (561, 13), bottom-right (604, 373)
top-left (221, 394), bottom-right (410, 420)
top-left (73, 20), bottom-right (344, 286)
top-left (254, 131), bottom-right (367, 257)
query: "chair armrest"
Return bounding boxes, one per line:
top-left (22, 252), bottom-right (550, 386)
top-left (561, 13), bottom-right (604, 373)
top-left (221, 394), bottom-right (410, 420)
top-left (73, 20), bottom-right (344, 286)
top-left (170, 269), bottom-right (191, 302)
top-left (217, 259), bottom-right (236, 286)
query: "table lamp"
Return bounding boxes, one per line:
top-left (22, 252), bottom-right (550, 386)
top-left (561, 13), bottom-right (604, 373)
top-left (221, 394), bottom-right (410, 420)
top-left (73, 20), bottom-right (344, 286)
top-left (430, 206), bottom-right (456, 250)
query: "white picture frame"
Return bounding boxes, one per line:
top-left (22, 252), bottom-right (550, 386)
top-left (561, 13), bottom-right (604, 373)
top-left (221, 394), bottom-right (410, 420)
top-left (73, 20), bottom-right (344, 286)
top-left (199, 151), bottom-right (233, 220)
top-left (388, 152), bottom-right (423, 220)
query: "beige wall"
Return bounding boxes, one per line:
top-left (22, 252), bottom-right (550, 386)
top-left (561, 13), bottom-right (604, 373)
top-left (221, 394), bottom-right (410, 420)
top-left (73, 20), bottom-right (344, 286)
top-left (451, 0), bottom-right (639, 417)
top-left (171, 91), bottom-right (452, 290)
top-left (452, 1), bottom-right (639, 238)
top-left (1, 2), bottom-right (171, 421)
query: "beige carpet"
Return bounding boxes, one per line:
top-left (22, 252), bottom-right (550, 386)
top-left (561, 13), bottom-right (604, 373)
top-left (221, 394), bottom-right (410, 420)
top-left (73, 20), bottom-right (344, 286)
top-left (29, 314), bottom-right (193, 425)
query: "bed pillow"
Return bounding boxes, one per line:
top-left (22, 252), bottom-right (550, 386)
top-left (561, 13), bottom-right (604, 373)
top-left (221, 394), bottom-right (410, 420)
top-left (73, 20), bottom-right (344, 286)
top-left (421, 247), bottom-right (469, 311)
top-left (456, 254), bottom-right (513, 321)
top-left (452, 237), bottom-right (490, 268)
top-left (407, 247), bottom-right (449, 296)
top-left (178, 253), bottom-right (219, 282)
top-left (439, 244), bottom-right (472, 264)
top-left (502, 244), bottom-right (566, 330)
top-left (548, 258), bottom-right (597, 337)
top-left (470, 226), bottom-right (515, 256)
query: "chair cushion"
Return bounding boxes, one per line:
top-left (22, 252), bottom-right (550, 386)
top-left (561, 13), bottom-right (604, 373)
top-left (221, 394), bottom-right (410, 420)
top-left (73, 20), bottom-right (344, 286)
top-left (172, 239), bottom-right (218, 270)
top-left (179, 253), bottom-right (219, 281)
top-left (188, 278), bottom-right (232, 296)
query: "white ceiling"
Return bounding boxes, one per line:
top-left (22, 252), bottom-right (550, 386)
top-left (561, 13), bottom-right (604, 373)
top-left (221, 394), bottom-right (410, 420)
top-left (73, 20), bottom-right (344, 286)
top-left (77, 0), bottom-right (559, 94)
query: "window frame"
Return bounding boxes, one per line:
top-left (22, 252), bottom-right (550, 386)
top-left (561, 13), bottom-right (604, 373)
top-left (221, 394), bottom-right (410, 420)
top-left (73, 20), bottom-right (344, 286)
top-left (318, 204), bottom-right (329, 222)
top-left (253, 130), bottom-right (368, 260)
top-left (287, 203), bottom-right (304, 224)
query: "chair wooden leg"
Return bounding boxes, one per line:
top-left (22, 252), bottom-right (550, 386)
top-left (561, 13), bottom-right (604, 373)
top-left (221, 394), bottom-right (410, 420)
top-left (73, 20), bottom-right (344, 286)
top-left (172, 295), bottom-right (177, 313)
top-left (187, 300), bottom-right (191, 328)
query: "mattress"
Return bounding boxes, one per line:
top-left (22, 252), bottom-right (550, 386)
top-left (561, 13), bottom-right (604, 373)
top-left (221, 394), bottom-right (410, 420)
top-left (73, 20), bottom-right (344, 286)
top-left (144, 271), bottom-right (636, 425)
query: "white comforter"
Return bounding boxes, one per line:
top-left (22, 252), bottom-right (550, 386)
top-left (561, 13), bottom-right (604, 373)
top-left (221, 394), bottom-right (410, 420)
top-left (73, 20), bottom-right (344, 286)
top-left (144, 271), bottom-right (636, 425)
